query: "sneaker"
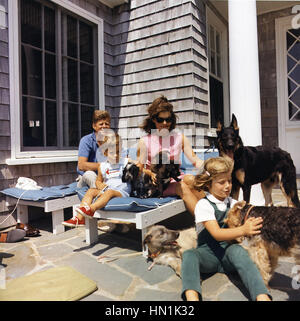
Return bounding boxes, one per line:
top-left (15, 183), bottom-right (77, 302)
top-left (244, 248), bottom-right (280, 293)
top-left (62, 216), bottom-right (85, 227)
top-left (76, 205), bottom-right (94, 219)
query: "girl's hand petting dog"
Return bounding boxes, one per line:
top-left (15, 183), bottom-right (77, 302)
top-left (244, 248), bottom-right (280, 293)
top-left (150, 172), bottom-right (157, 185)
top-left (242, 217), bottom-right (263, 237)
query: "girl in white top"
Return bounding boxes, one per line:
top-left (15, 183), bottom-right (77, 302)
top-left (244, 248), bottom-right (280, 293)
top-left (181, 157), bottom-right (271, 301)
top-left (76, 133), bottom-right (132, 218)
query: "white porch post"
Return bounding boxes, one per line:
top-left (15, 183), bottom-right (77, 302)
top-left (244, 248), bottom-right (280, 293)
top-left (228, 0), bottom-right (264, 205)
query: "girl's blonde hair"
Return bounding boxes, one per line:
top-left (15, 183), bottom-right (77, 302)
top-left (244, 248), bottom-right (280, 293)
top-left (194, 157), bottom-right (234, 191)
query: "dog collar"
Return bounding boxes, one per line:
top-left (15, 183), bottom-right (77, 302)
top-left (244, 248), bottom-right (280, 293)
top-left (243, 205), bottom-right (255, 223)
top-left (149, 250), bottom-right (161, 259)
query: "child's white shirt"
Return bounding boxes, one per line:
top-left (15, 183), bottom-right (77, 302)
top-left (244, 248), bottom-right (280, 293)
top-left (194, 192), bottom-right (237, 235)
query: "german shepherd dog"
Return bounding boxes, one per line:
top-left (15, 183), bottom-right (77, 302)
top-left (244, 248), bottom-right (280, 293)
top-left (225, 201), bottom-right (300, 285)
top-left (122, 151), bottom-right (181, 198)
top-left (216, 114), bottom-right (300, 207)
top-left (143, 225), bottom-right (197, 276)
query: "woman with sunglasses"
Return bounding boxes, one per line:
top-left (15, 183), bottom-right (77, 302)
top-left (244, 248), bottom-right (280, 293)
top-left (137, 95), bottom-right (204, 214)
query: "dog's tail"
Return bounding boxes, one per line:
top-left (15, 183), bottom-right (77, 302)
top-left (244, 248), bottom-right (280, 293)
top-left (277, 151), bottom-right (300, 208)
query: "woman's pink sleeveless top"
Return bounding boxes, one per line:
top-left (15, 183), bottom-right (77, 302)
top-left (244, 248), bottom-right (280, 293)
top-left (141, 131), bottom-right (183, 169)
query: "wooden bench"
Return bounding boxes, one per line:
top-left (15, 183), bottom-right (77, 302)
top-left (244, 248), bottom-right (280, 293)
top-left (84, 199), bottom-right (187, 257)
top-left (5, 194), bottom-right (80, 235)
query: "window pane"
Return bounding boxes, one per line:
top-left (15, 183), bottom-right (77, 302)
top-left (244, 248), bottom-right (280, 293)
top-left (45, 53), bottom-right (56, 99)
top-left (63, 103), bottom-right (79, 147)
top-left (81, 105), bottom-right (96, 137)
top-left (21, 0), bottom-right (41, 48)
top-left (287, 55), bottom-right (297, 72)
top-left (80, 63), bottom-right (94, 104)
top-left (22, 46), bottom-right (43, 97)
top-left (68, 59), bottom-right (78, 102)
top-left (209, 76), bottom-right (224, 128)
top-left (287, 31), bottom-right (296, 50)
top-left (288, 41), bottom-right (300, 61)
top-left (62, 58), bottom-right (78, 102)
top-left (217, 55), bottom-right (221, 78)
top-left (216, 31), bottom-right (221, 54)
top-left (44, 6), bottom-right (56, 52)
top-left (289, 102), bottom-right (300, 120)
top-left (209, 25), bottom-right (215, 51)
top-left (288, 78), bottom-right (298, 94)
top-left (23, 97), bottom-right (44, 147)
top-left (210, 49), bottom-right (216, 75)
top-left (80, 22), bottom-right (93, 63)
top-left (67, 16), bottom-right (77, 58)
top-left (290, 88), bottom-right (300, 109)
top-left (289, 64), bottom-right (300, 85)
top-left (46, 101), bottom-right (57, 146)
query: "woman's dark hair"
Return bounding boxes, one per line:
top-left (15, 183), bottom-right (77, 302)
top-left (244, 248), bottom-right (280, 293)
top-left (140, 95), bottom-right (177, 134)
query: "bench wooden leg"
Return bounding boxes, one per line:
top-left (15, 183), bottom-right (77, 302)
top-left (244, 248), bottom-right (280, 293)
top-left (141, 227), bottom-right (148, 258)
top-left (85, 219), bottom-right (98, 245)
top-left (52, 209), bottom-right (65, 235)
top-left (17, 205), bottom-right (28, 224)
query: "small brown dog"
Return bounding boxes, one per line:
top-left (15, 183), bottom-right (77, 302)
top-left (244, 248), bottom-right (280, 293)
top-left (224, 201), bottom-right (300, 285)
top-left (143, 225), bottom-right (197, 276)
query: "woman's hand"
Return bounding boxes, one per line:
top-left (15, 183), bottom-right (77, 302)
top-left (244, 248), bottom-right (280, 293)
top-left (150, 172), bottom-right (157, 185)
top-left (242, 217), bottom-right (263, 237)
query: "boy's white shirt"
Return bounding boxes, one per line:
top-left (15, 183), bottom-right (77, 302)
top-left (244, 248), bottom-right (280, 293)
top-left (195, 192), bottom-right (237, 234)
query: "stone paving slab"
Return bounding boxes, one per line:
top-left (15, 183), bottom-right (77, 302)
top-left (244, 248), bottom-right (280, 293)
top-left (132, 288), bottom-right (181, 301)
top-left (114, 255), bottom-right (175, 285)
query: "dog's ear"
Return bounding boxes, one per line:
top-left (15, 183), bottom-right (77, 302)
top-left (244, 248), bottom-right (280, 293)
top-left (235, 200), bottom-right (246, 210)
top-left (133, 164), bottom-right (140, 179)
top-left (143, 234), bottom-right (152, 246)
top-left (231, 114), bottom-right (239, 131)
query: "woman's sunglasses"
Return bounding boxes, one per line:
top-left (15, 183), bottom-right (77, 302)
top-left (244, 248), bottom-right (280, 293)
top-left (155, 116), bottom-right (173, 123)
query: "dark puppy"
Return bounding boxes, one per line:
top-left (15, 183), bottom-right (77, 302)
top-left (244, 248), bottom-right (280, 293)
top-left (143, 225), bottom-right (197, 276)
top-left (150, 151), bottom-right (182, 197)
top-left (225, 201), bottom-right (300, 285)
top-left (122, 162), bottom-right (155, 198)
top-left (216, 114), bottom-right (300, 207)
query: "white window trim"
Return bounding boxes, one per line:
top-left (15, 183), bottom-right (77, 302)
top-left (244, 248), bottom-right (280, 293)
top-left (7, 0), bottom-right (105, 165)
top-left (206, 7), bottom-right (230, 127)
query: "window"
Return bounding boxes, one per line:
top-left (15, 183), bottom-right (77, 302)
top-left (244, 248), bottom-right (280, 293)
top-left (7, 0), bottom-right (104, 163)
top-left (20, 0), bottom-right (98, 151)
top-left (208, 24), bottom-right (224, 128)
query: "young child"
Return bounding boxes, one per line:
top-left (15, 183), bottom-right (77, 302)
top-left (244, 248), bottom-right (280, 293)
top-left (75, 133), bottom-right (131, 220)
top-left (181, 157), bottom-right (271, 301)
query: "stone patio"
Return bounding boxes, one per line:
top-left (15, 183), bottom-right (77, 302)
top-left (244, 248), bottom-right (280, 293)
top-left (1, 188), bottom-right (300, 301)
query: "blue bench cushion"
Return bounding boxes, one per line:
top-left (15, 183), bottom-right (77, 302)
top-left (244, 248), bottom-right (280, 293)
top-left (1, 182), bottom-right (79, 201)
top-left (77, 186), bottom-right (177, 212)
